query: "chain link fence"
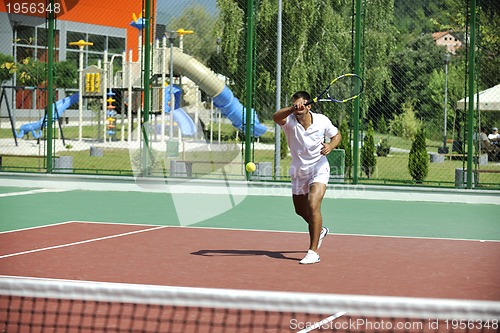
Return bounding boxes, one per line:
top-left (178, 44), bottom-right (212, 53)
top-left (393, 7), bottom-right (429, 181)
top-left (0, 0), bottom-right (498, 188)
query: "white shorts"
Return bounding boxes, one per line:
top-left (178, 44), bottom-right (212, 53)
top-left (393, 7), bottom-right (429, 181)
top-left (291, 162), bottom-right (330, 195)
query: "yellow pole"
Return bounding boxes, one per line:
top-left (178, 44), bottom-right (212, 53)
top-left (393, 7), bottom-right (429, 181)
top-left (69, 40), bottom-right (93, 141)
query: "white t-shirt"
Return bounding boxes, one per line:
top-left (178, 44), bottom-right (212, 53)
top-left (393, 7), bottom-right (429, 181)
top-left (488, 133), bottom-right (499, 140)
top-left (281, 111), bottom-right (338, 177)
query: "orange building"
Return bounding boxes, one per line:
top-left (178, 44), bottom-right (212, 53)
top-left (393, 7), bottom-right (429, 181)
top-left (0, 0), bottom-right (155, 65)
top-left (0, 0), bottom-right (156, 111)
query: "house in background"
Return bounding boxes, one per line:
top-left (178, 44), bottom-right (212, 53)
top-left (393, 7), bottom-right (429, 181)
top-left (432, 31), bottom-right (462, 54)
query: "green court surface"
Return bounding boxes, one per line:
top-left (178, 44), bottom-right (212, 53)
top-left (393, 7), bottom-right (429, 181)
top-left (0, 187), bottom-right (38, 194)
top-left (1, 187), bottom-right (499, 241)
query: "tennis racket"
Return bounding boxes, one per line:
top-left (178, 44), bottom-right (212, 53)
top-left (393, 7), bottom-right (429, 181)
top-left (305, 73), bottom-right (364, 105)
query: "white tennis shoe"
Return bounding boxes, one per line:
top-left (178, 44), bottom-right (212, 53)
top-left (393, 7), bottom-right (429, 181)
top-left (318, 227), bottom-right (329, 249)
top-left (299, 250), bottom-right (320, 264)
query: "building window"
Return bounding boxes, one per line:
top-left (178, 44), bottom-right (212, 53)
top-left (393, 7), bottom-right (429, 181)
top-left (37, 27), bottom-right (59, 48)
top-left (14, 26), bottom-right (35, 61)
top-left (108, 36), bottom-right (125, 55)
top-left (88, 33), bottom-right (106, 52)
top-left (67, 31), bottom-right (86, 43)
top-left (66, 32), bottom-right (125, 69)
top-left (15, 25), bottom-right (34, 45)
top-left (13, 25), bottom-right (60, 62)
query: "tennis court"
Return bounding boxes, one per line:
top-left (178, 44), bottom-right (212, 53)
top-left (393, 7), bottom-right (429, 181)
top-left (1, 175), bottom-right (500, 331)
top-left (2, 221), bottom-right (500, 299)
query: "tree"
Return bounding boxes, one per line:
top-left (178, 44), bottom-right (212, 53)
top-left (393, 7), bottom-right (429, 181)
top-left (427, 59), bottom-right (465, 140)
top-left (477, 2), bottom-right (500, 91)
top-left (362, 0), bottom-right (395, 114)
top-left (394, 0), bottom-right (458, 40)
top-left (280, 130), bottom-right (288, 160)
top-left (16, 57), bottom-right (46, 87)
top-left (54, 60), bottom-right (78, 88)
top-left (433, 0), bottom-right (500, 92)
top-left (389, 99), bottom-right (421, 140)
top-left (167, 5), bottom-right (218, 64)
top-left (361, 121), bottom-right (376, 178)
top-left (408, 127), bottom-right (429, 183)
top-left (376, 138), bottom-right (390, 157)
top-left (214, 0), bottom-right (395, 121)
top-left (388, 35), bottom-right (444, 121)
top-left (377, 114), bottom-right (388, 134)
top-left (0, 53), bottom-right (15, 84)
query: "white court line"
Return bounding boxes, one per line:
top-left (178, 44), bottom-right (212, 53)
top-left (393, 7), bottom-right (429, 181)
top-left (0, 221), bottom-right (75, 234)
top-left (0, 225), bottom-right (167, 259)
top-left (0, 188), bottom-right (70, 198)
top-left (0, 220), bottom-right (147, 234)
top-left (170, 225), bottom-right (500, 243)
top-left (2, 221), bottom-right (498, 258)
top-left (297, 311), bottom-right (346, 333)
top-left (70, 222), bottom-right (500, 243)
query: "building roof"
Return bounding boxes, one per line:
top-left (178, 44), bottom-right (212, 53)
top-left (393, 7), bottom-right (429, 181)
top-left (432, 31), bottom-right (456, 41)
top-left (432, 31), bottom-right (462, 54)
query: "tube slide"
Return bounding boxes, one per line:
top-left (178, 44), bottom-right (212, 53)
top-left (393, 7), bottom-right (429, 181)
top-left (172, 108), bottom-right (197, 136)
top-left (166, 47), bottom-right (267, 137)
top-left (15, 93), bottom-right (79, 139)
top-left (163, 85), bottom-right (197, 136)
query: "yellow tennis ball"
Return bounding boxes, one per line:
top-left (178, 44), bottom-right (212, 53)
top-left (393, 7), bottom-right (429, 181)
top-left (246, 162), bottom-right (256, 173)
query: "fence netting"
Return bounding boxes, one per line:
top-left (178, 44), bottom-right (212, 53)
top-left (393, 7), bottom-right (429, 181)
top-left (0, 0), bottom-right (498, 188)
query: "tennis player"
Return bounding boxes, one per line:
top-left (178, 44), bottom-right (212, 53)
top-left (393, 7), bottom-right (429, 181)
top-left (273, 91), bottom-right (341, 264)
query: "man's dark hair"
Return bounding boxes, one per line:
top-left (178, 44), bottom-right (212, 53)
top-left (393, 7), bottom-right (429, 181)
top-left (292, 91), bottom-right (311, 102)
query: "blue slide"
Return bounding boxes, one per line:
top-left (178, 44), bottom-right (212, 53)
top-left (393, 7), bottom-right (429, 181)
top-left (212, 87), bottom-right (267, 137)
top-left (15, 93), bottom-right (79, 139)
top-left (171, 108), bottom-right (197, 136)
top-left (163, 85), bottom-right (197, 136)
top-left (169, 47), bottom-right (267, 137)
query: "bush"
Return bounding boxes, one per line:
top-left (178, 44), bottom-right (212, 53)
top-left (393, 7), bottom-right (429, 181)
top-left (408, 127), bottom-right (429, 183)
top-left (130, 149), bottom-right (164, 176)
top-left (0, 53), bottom-right (15, 84)
top-left (376, 138), bottom-right (390, 157)
top-left (54, 60), bottom-right (78, 88)
top-left (280, 130), bottom-right (288, 160)
top-left (389, 100), bottom-right (422, 140)
top-left (16, 57), bottom-right (47, 86)
top-left (377, 115), bottom-right (388, 134)
top-left (361, 121), bottom-right (376, 178)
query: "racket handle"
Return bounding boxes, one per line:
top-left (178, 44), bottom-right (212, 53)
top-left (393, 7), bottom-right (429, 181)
top-left (304, 100), bottom-right (314, 106)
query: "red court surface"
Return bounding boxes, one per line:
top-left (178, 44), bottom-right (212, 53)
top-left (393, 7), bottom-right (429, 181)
top-left (1, 222), bottom-right (499, 301)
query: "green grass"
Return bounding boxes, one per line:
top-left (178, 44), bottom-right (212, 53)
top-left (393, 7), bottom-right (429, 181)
top-left (1, 124), bottom-right (108, 140)
top-left (0, 128), bottom-right (14, 138)
top-left (373, 133), bottom-right (414, 151)
top-left (253, 149), bottom-right (500, 188)
top-left (2, 123), bottom-right (499, 188)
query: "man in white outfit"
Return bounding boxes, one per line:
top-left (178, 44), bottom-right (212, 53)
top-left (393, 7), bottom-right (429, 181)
top-left (273, 91), bottom-right (341, 264)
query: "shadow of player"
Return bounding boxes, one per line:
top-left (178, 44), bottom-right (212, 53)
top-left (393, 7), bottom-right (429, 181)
top-left (191, 249), bottom-right (304, 262)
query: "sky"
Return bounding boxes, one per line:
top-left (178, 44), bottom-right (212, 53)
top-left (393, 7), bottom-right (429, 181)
top-left (156, 0), bottom-right (218, 25)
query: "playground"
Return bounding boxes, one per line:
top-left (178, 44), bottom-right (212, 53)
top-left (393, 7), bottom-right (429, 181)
top-left (0, 0), bottom-right (499, 188)
top-left (0, 12), bottom-right (274, 180)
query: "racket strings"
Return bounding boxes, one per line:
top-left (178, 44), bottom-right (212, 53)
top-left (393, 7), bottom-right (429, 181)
top-left (328, 76), bottom-right (362, 101)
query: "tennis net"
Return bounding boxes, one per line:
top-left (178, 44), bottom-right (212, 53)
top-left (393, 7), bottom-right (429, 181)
top-left (1, 276), bottom-right (499, 333)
